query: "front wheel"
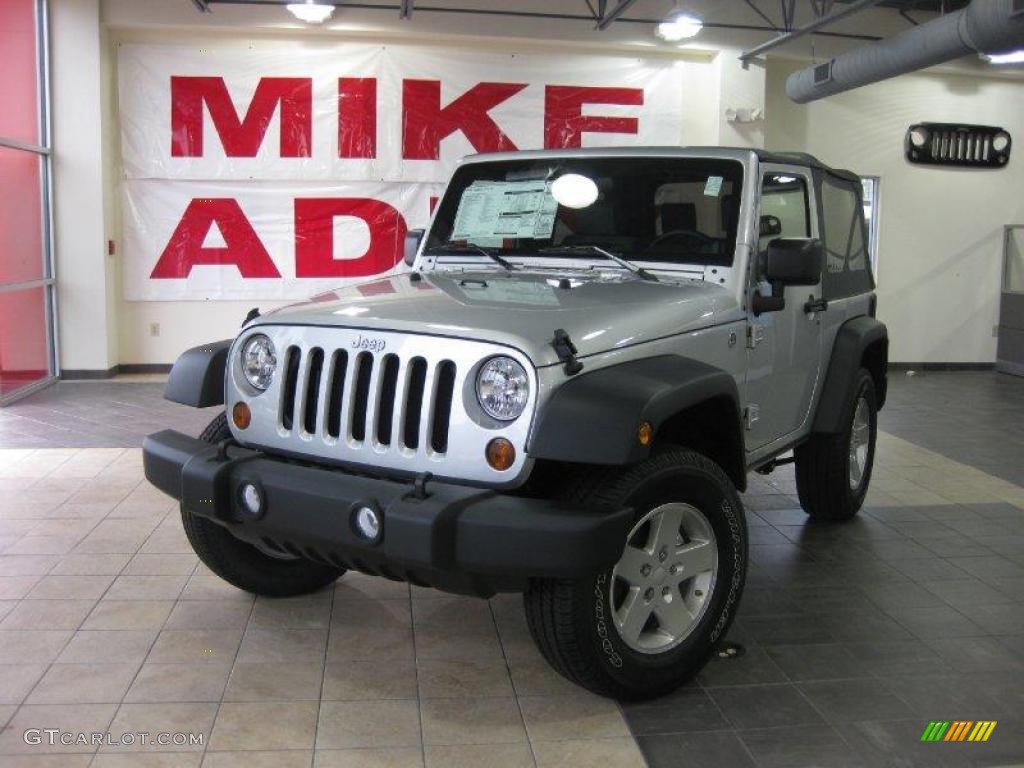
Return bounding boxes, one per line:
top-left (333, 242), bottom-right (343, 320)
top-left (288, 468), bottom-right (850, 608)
top-left (524, 449), bottom-right (747, 700)
top-left (181, 412), bottom-right (346, 597)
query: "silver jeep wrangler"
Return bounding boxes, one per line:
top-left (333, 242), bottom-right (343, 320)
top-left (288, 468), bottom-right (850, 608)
top-left (144, 147), bottom-right (887, 700)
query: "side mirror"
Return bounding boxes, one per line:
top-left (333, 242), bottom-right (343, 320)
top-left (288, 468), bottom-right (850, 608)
top-left (404, 229), bottom-right (425, 267)
top-left (752, 238), bottom-right (823, 315)
top-left (763, 238), bottom-right (823, 286)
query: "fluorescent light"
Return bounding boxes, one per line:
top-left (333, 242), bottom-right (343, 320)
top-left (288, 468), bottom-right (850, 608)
top-left (656, 12), bottom-right (703, 42)
top-left (286, 1), bottom-right (334, 23)
top-left (982, 49), bottom-right (1024, 65)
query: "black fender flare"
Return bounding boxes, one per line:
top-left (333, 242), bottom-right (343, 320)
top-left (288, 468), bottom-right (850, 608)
top-left (527, 355), bottom-right (744, 478)
top-left (164, 340), bottom-right (233, 408)
top-left (812, 315), bottom-right (889, 433)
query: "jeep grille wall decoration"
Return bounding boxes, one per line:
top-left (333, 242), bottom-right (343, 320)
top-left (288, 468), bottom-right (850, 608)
top-left (905, 123), bottom-right (1012, 168)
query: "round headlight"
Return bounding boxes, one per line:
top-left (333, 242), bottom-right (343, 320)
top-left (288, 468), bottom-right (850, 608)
top-left (476, 356), bottom-right (530, 421)
top-left (241, 334), bottom-right (276, 391)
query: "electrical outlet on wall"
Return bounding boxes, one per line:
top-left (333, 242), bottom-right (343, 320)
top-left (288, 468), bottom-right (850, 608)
top-left (149, 323), bottom-right (160, 337)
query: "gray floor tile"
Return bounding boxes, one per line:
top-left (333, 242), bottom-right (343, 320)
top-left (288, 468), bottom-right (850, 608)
top-left (639, 731), bottom-right (757, 768)
top-left (738, 724), bottom-right (868, 768)
top-left (622, 688), bottom-right (729, 735)
top-left (765, 642), bottom-right (871, 682)
top-left (797, 678), bottom-right (915, 723)
top-left (708, 684), bottom-right (826, 729)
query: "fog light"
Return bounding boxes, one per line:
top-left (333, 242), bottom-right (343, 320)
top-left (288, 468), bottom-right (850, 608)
top-left (352, 505), bottom-right (382, 543)
top-left (233, 401), bottom-right (252, 430)
top-left (486, 438), bottom-right (516, 471)
top-left (239, 482), bottom-right (264, 518)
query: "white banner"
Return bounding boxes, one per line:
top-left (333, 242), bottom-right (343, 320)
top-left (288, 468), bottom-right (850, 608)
top-left (119, 42), bottom-right (692, 300)
top-left (123, 180), bottom-right (443, 300)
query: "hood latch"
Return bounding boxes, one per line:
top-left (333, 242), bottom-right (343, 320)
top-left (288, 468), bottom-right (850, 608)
top-left (552, 329), bottom-right (584, 376)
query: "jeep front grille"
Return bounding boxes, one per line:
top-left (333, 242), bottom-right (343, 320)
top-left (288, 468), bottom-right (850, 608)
top-left (226, 326), bottom-right (536, 484)
top-left (279, 344), bottom-right (456, 455)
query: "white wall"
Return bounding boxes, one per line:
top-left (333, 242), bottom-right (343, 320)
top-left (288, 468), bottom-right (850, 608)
top-left (51, 0), bottom-right (118, 372)
top-left (766, 60), bottom-right (1024, 364)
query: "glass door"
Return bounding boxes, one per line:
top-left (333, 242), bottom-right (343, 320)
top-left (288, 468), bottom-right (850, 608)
top-left (0, 0), bottom-right (55, 405)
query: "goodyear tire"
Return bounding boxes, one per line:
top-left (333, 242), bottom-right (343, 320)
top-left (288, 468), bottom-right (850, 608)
top-left (795, 368), bottom-right (877, 522)
top-left (180, 412), bottom-right (345, 597)
top-left (523, 448), bottom-right (747, 701)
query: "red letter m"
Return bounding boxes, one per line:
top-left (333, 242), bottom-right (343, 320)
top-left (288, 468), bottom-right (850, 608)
top-left (171, 76), bottom-right (312, 158)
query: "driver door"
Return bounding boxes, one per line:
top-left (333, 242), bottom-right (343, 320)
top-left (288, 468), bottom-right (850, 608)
top-left (744, 166), bottom-right (824, 452)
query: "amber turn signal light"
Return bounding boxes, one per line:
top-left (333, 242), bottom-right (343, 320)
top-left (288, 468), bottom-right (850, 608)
top-left (232, 401), bottom-right (252, 430)
top-left (637, 421), bottom-right (653, 446)
top-left (485, 438), bottom-right (516, 471)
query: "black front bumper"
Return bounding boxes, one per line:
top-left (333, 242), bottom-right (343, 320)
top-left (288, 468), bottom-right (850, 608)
top-left (143, 430), bottom-right (632, 596)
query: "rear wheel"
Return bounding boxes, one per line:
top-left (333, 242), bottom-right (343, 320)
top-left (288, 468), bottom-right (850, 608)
top-left (795, 368), bottom-right (878, 521)
top-left (524, 448), bottom-right (747, 700)
top-left (181, 412), bottom-right (345, 597)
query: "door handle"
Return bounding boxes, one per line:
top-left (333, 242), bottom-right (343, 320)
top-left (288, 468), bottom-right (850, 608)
top-left (804, 297), bottom-right (828, 314)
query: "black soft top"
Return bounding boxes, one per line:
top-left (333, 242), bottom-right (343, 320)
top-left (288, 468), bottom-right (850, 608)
top-left (749, 149), bottom-right (862, 184)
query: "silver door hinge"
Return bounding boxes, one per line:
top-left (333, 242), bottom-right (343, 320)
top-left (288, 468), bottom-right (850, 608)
top-left (744, 404), bottom-right (760, 430)
top-left (747, 324), bottom-right (764, 349)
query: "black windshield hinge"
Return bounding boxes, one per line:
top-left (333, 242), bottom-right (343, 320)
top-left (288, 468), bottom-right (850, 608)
top-left (552, 329), bottom-right (584, 376)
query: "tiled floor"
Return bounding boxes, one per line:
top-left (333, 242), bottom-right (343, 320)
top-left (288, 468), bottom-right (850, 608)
top-left (0, 371), bottom-right (1022, 767)
top-left (0, 380), bottom-right (210, 449)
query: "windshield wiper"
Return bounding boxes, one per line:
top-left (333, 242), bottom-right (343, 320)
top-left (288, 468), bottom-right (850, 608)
top-left (434, 242), bottom-right (516, 272)
top-left (537, 244), bottom-right (659, 282)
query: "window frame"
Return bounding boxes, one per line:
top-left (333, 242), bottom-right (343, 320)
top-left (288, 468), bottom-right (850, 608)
top-left (757, 171), bottom-right (812, 246)
top-left (0, 0), bottom-right (56, 405)
top-left (861, 175), bottom-right (881, 282)
top-left (752, 165), bottom-right (819, 293)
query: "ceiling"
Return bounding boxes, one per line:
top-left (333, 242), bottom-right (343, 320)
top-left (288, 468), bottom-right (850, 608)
top-left (837, 0), bottom-right (970, 10)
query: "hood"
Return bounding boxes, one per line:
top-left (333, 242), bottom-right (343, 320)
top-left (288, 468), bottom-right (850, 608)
top-left (255, 270), bottom-right (740, 368)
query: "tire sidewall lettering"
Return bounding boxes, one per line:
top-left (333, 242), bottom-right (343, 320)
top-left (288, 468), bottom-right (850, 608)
top-left (594, 572), bottom-right (624, 668)
top-left (710, 497), bottom-right (744, 642)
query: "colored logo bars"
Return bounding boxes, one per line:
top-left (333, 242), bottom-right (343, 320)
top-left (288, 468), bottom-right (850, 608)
top-left (921, 721), bottom-right (997, 742)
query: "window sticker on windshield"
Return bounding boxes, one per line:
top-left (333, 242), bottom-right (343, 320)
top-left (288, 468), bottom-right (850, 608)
top-left (451, 180), bottom-right (559, 244)
top-left (704, 176), bottom-right (724, 197)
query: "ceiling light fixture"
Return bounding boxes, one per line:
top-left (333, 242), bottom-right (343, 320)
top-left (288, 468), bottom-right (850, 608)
top-left (656, 11), bottom-right (703, 42)
top-left (286, 1), bottom-right (335, 23)
top-left (981, 49), bottom-right (1024, 65)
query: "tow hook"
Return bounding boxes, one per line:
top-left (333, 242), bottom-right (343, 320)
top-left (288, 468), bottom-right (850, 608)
top-left (405, 472), bottom-right (434, 501)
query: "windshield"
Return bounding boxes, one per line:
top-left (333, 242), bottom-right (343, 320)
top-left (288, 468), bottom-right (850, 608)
top-left (425, 157), bottom-right (744, 268)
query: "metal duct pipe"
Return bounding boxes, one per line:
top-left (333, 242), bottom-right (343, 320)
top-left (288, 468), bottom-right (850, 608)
top-left (786, 0), bottom-right (1024, 103)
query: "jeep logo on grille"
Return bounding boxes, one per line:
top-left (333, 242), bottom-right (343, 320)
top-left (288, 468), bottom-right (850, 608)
top-left (351, 334), bottom-right (386, 353)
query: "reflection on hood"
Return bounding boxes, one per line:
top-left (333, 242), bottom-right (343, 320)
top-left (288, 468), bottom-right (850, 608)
top-left (260, 270), bottom-right (738, 367)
